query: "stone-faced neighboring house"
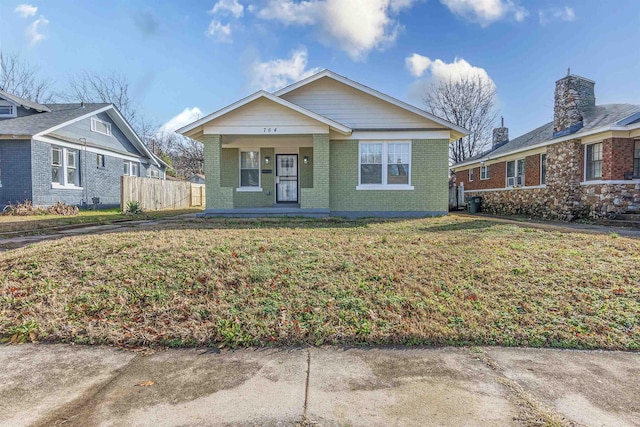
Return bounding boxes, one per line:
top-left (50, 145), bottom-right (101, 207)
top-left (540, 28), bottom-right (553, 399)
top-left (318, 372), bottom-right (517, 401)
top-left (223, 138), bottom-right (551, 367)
top-left (0, 89), bottom-right (167, 208)
top-left (453, 73), bottom-right (640, 220)
top-left (178, 70), bottom-right (469, 217)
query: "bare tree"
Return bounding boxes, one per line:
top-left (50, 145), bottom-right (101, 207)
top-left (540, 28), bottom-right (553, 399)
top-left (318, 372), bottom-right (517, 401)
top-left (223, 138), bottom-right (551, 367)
top-left (61, 70), bottom-right (138, 126)
top-left (0, 52), bottom-right (56, 102)
top-left (423, 75), bottom-right (498, 164)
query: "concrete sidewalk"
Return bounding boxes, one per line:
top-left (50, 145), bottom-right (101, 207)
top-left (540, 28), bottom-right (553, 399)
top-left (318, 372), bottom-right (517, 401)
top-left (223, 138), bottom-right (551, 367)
top-left (1, 345), bottom-right (638, 426)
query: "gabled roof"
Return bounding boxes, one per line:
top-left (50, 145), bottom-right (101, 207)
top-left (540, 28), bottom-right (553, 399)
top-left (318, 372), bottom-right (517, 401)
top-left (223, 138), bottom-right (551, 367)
top-left (454, 103), bottom-right (640, 168)
top-left (0, 101), bottom-right (161, 167)
top-left (0, 103), bottom-right (109, 135)
top-left (274, 69), bottom-right (470, 136)
top-left (0, 89), bottom-right (50, 112)
top-left (177, 90), bottom-right (352, 137)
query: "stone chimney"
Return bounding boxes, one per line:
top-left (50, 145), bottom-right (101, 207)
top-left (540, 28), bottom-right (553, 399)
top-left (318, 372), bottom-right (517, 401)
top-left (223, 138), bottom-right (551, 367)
top-left (553, 69), bottom-right (596, 137)
top-left (492, 117), bottom-right (509, 148)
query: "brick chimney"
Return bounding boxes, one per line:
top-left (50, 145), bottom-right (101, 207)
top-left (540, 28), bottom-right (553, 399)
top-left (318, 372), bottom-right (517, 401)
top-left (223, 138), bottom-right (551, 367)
top-left (492, 117), bottom-right (509, 148)
top-left (553, 70), bottom-right (596, 137)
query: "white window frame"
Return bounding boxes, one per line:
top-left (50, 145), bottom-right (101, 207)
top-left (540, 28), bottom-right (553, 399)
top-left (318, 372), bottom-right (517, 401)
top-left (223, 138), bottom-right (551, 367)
top-left (123, 160), bottom-right (140, 176)
top-left (540, 153), bottom-right (547, 185)
top-left (91, 117), bottom-right (112, 136)
top-left (96, 153), bottom-right (106, 168)
top-left (468, 168), bottom-right (474, 182)
top-left (357, 141), bottom-right (413, 190)
top-left (0, 101), bottom-right (17, 118)
top-left (51, 145), bottom-right (82, 189)
top-left (506, 158), bottom-right (525, 187)
top-left (480, 165), bottom-right (489, 180)
top-left (237, 150), bottom-right (262, 191)
top-left (584, 142), bottom-right (603, 181)
top-left (633, 140), bottom-right (640, 178)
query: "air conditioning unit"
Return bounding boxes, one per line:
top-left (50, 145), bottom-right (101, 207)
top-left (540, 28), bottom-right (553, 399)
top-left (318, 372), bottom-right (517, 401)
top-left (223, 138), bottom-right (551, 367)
top-left (507, 177), bottom-right (516, 187)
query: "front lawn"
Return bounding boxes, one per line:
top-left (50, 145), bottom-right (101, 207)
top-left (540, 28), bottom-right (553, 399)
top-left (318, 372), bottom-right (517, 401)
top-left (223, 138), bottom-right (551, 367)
top-left (0, 208), bottom-right (201, 238)
top-left (1, 216), bottom-right (638, 349)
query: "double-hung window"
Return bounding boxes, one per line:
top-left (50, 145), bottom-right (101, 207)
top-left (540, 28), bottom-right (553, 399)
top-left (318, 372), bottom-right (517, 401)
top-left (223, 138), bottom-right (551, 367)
top-left (480, 165), bottom-right (489, 180)
top-left (240, 151), bottom-right (260, 188)
top-left (634, 141), bottom-right (640, 178)
top-left (506, 159), bottom-right (525, 187)
top-left (468, 168), bottom-right (474, 182)
top-left (540, 154), bottom-right (547, 185)
top-left (96, 153), bottom-right (105, 168)
top-left (123, 160), bottom-right (139, 176)
top-left (358, 141), bottom-right (412, 189)
top-left (52, 146), bottom-right (81, 187)
top-left (585, 143), bottom-right (602, 180)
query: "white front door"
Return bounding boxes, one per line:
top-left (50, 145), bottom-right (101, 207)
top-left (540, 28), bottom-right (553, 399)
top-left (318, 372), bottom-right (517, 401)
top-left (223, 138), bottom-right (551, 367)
top-left (276, 154), bottom-right (298, 203)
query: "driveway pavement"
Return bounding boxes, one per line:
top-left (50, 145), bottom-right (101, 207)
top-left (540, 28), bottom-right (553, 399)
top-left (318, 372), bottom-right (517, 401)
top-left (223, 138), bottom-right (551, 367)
top-left (1, 344), bottom-right (638, 426)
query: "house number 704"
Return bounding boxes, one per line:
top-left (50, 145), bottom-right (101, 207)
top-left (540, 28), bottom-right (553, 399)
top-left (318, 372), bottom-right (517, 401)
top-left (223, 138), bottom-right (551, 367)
top-left (263, 128), bottom-right (277, 133)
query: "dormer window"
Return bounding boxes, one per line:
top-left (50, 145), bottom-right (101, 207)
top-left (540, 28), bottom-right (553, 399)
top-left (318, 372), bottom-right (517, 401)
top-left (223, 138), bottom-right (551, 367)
top-left (0, 101), bottom-right (16, 118)
top-left (91, 117), bottom-right (112, 136)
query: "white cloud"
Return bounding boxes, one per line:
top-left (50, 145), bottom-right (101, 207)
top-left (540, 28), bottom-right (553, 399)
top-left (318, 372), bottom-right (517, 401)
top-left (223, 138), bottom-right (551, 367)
top-left (440, 0), bottom-right (528, 27)
top-left (539, 6), bottom-right (575, 25)
top-left (206, 0), bottom-right (244, 42)
top-left (257, 0), bottom-right (416, 61)
top-left (405, 53), bottom-right (432, 77)
top-left (209, 0), bottom-right (244, 18)
top-left (26, 17), bottom-right (49, 46)
top-left (14, 4), bottom-right (37, 18)
top-left (407, 56), bottom-right (495, 102)
top-left (158, 107), bottom-right (203, 136)
top-left (205, 20), bottom-right (232, 42)
top-left (250, 48), bottom-right (320, 91)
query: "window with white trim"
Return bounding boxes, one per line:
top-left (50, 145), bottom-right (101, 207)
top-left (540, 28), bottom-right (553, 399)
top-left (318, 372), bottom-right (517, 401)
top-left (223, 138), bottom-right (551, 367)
top-left (147, 169), bottom-right (160, 179)
top-left (240, 151), bottom-right (260, 187)
top-left (0, 101), bottom-right (16, 118)
top-left (506, 159), bottom-right (525, 187)
top-left (480, 165), bottom-right (489, 180)
top-left (540, 154), bottom-right (547, 185)
top-left (634, 141), bottom-right (640, 178)
top-left (123, 160), bottom-right (139, 176)
top-left (359, 142), bottom-right (411, 187)
top-left (96, 153), bottom-right (105, 168)
top-left (585, 143), bottom-right (602, 180)
top-left (52, 146), bottom-right (81, 187)
top-left (91, 117), bottom-right (112, 136)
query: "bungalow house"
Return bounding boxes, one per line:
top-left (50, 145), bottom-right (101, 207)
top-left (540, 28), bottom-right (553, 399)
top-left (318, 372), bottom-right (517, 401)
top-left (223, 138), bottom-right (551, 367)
top-left (178, 70), bottom-right (468, 217)
top-left (0, 89), bottom-right (167, 209)
top-left (453, 72), bottom-right (640, 220)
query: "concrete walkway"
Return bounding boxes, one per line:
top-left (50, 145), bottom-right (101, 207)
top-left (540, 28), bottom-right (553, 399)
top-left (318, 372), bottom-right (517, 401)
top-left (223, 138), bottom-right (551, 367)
top-left (1, 345), bottom-right (638, 426)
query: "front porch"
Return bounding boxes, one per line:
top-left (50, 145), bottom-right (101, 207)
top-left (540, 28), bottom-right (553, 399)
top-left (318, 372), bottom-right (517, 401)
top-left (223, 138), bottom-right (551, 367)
top-left (203, 133), bottom-right (331, 213)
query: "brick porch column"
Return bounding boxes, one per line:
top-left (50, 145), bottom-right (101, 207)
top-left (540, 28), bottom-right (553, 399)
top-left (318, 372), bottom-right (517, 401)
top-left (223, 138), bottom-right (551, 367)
top-left (203, 134), bottom-right (233, 209)
top-left (300, 134), bottom-right (330, 209)
top-left (602, 138), bottom-right (635, 180)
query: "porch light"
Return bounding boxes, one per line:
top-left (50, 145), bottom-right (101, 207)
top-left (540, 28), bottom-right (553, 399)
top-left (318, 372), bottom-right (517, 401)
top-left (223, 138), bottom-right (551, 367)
top-left (303, 156), bottom-right (309, 164)
top-left (264, 156), bottom-right (270, 165)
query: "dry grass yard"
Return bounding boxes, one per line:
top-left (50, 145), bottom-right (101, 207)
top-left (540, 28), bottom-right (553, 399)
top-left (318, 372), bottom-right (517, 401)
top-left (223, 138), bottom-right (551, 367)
top-left (1, 216), bottom-right (638, 349)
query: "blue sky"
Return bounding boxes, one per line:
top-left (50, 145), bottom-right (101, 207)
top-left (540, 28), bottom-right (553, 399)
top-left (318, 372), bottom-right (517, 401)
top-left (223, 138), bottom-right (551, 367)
top-left (1, 0), bottom-right (639, 138)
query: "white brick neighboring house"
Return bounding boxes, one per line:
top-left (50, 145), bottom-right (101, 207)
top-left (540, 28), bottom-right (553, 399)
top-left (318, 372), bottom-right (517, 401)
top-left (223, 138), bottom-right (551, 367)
top-left (0, 89), bottom-right (167, 208)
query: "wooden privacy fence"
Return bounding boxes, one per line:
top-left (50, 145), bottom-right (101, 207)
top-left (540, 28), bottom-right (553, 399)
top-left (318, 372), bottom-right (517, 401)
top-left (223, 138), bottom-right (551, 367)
top-left (121, 176), bottom-right (206, 211)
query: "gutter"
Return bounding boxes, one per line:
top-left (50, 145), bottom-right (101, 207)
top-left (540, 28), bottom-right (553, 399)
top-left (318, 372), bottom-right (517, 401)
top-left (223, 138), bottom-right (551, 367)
top-left (452, 123), bottom-right (640, 170)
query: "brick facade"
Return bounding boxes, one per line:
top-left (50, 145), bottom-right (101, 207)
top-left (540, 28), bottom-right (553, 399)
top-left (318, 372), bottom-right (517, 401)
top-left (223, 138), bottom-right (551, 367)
top-left (602, 138), bottom-right (635, 180)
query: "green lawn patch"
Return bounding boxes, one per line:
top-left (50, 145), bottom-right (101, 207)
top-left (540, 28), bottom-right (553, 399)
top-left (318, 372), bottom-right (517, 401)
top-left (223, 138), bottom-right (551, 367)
top-left (1, 216), bottom-right (638, 350)
top-left (0, 208), bottom-right (201, 238)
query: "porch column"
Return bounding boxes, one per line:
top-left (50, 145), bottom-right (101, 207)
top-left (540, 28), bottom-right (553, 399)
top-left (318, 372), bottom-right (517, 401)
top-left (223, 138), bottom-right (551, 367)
top-left (203, 134), bottom-right (233, 209)
top-left (300, 134), bottom-right (330, 209)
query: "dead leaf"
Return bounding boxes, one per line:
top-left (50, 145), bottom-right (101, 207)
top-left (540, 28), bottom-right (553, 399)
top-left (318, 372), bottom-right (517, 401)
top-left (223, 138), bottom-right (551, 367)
top-left (135, 381), bottom-right (156, 387)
